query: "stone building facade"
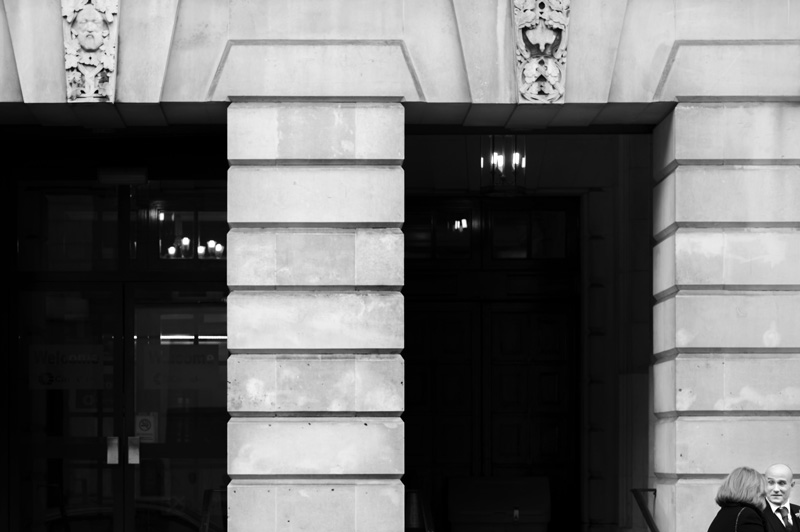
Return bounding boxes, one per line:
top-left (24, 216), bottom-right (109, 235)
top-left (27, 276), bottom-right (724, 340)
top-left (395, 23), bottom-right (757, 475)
top-left (3, 1), bottom-right (799, 531)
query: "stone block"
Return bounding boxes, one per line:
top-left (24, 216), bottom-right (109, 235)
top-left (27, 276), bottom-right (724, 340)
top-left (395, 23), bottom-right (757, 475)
top-left (4, 0), bottom-right (65, 102)
top-left (658, 44), bottom-right (800, 100)
top-left (722, 230), bottom-right (800, 287)
top-left (654, 229), bottom-right (800, 294)
top-left (653, 104), bottom-right (800, 172)
top-left (228, 418), bottom-right (404, 476)
top-left (228, 480), bottom-right (404, 532)
top-left (0, 5), bottom-right (22, 101)
top-left (228, 166), bottom-right (404, 227)
top-left (228, 102), bottom-right (403, 162)
top-left (227, 354), bottom-right (404, 414)
top-left (653, 418), bottom-right (676, 475)
top-left (564, 0), bottom-right (628, 103)
top-left (160, 0), bottom-right (229, 101)
top-left (653, 296), bottom-right (676, 355)
top-left (212, 43), bottom-right (421, 101)
top-left (666, 354), bottom-right (800, 413)
top-left (675, 0), bottom-right (800, 40)
top-left (655, 417), bottom-right (800, 475)
top-left (608, 0), bottom-right (676, 102)
top-left (276, 232), bottom-right (355, 286)
top-left (653, 166), bottom-right (800, 238)
top-left (654, 293), bottom-right (800, 353)
top-left (652, 358), bottom-right (676, 413)
top-left (403, 0), bottom-right (471, 102)
top-left (652, 234), bottom-right (677, 297)
top-left (115, 0), bottom-right (179, 103)
top-left (227, 292), bottom-right (404, 352)
top-left (451, 0), bottom-right (517, 103)
top-left (228, 229), bottom-right (403, 288)
top-left (229, 0), bottom-right (403, 40)
top-left (355, 229), bottom-right (404, 288)
top-left (227, 229), bottom-right (278, 287)
top-left (654, 479), bottom-right (721, 532)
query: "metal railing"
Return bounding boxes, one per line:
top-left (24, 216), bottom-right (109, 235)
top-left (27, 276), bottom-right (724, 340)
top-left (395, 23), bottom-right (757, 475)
top-left (631, 488), bottom-right (660, 532)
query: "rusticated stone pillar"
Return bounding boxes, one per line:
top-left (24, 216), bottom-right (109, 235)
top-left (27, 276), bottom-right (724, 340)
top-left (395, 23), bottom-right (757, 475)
top-left (226, 101), bottom-right (405, 532)
top-left (651, 103), bottom-right (800, 532)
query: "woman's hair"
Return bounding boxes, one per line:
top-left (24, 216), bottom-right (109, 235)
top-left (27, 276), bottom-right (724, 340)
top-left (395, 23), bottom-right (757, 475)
top-left (715, 466), bottom-right (768, 509)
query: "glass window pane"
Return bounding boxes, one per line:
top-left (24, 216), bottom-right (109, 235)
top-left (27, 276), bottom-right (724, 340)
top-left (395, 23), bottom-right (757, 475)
top-left (198, 211), bottom-right (226, 260)
top-left (435, 211), bottom-right (472, 260)
top-left (158, 210), bottom-right (195, 260)
top-left (133, 288), bottom-right (228, 529)
top-left (492, 210), bottom-right (529, 259)
top-left (530, 211), bottom-right (567, 258)
top-left (17, 186), bottom-right (118, 271)
top-left (405, 210), bottom-right (433, 259)
top-left (17, 288), bottom-right (119, 531)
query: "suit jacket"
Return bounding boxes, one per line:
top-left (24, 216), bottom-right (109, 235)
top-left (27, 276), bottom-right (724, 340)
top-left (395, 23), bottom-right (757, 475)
top-left (763, 503), bottom-right (800, 532)
top-left (709, 503), bottom-right (767, 532)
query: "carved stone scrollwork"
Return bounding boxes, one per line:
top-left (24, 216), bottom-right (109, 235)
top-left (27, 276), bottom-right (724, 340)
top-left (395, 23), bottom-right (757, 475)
top-left (62, 0), bottom-right (119, 103)
top-left (514, 0), bottom-right (569, 104)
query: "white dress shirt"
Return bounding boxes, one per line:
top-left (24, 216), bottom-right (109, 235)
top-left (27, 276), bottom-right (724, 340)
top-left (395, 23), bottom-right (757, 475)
top-left (767, 499), bottom-right (794, 526)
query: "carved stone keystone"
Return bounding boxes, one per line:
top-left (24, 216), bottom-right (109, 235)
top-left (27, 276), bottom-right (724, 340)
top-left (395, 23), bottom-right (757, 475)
top-left (62, 0), bottom-right (119, 103)
top-left (515, 0), bottom-right (570, 104)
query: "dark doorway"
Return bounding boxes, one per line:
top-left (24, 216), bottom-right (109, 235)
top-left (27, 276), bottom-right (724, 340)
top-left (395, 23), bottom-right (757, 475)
top-left (403, 195), bottom-right (581, 532)
top-left (10, 128), bottom-right (229, 532)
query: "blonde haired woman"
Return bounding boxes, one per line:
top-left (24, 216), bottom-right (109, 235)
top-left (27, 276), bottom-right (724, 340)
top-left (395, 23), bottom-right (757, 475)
top-left (708, 467), bottom-right (768, 532)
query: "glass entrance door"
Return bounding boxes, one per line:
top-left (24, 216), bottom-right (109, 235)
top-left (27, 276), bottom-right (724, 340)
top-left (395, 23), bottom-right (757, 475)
top-left (17, 285), bottom-right (125, 532)
top-left (13, 176), bottom-right (229, 532)
top-left (128, 286), bottom-right (228, 532)
top-left (14, 285), bottom-right (228, 532)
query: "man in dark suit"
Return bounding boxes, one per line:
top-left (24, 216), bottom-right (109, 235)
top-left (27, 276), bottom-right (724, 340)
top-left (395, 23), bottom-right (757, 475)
top-left (763, 463), bottom-right (799, 532)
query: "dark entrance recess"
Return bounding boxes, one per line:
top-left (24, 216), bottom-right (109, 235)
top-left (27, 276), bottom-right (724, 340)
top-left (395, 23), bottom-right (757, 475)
top-left (403, 194), bottom-right (581, 532)
top-left (9, 127), bottom-right (229, 532)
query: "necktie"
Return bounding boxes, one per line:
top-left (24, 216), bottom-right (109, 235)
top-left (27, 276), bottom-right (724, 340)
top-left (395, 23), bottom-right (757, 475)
top-left (778, 507), bottom-right (792, 531)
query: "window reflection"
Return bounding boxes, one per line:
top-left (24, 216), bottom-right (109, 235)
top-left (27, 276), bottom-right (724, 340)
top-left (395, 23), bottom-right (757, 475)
top-left (157, 209), bottom-right (226, 261)
top-left (133, 289), bottom-right (228, 531)
top-left (17, 185), bottom-right (118, 271)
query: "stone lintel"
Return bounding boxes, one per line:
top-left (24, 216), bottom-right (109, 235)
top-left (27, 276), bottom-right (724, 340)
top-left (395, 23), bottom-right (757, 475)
top-left (227, 102), bottom-right (404, 163)
top-left (653, 103), bottom-right (800, 179)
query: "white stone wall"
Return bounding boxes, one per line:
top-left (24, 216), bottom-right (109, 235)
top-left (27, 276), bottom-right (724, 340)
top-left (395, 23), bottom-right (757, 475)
top-left (651, 103), bottom-right (800, 532)
top-left (226, 102), bottom-right (406, 532)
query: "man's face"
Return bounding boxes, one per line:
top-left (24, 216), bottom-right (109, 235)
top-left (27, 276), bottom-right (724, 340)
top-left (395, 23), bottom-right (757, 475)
top-left (766, 466), bottom-right (795, 506)
top-left (73, 7), bottom-right (106, 52)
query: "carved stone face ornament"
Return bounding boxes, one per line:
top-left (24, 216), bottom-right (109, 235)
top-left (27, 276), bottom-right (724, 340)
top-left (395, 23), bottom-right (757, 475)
top-left (62, 0), bottom-right (118, 102)
top-left (515, 0), bottom-right (570, 104)
top-left (73, 6), bottom-right (106, 52)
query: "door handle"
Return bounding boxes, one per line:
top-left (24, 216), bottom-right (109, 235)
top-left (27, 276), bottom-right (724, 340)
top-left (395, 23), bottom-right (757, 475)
top-left (128, 436), bottom-right (140, 465)
top-left (107, 436), bottom-right (119, 464)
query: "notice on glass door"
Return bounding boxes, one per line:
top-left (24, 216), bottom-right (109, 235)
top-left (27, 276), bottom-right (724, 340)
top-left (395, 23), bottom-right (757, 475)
top-left (136, 412), bottom-right (158, 443)
top-left (28, 345), bottom-right (104, 390)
